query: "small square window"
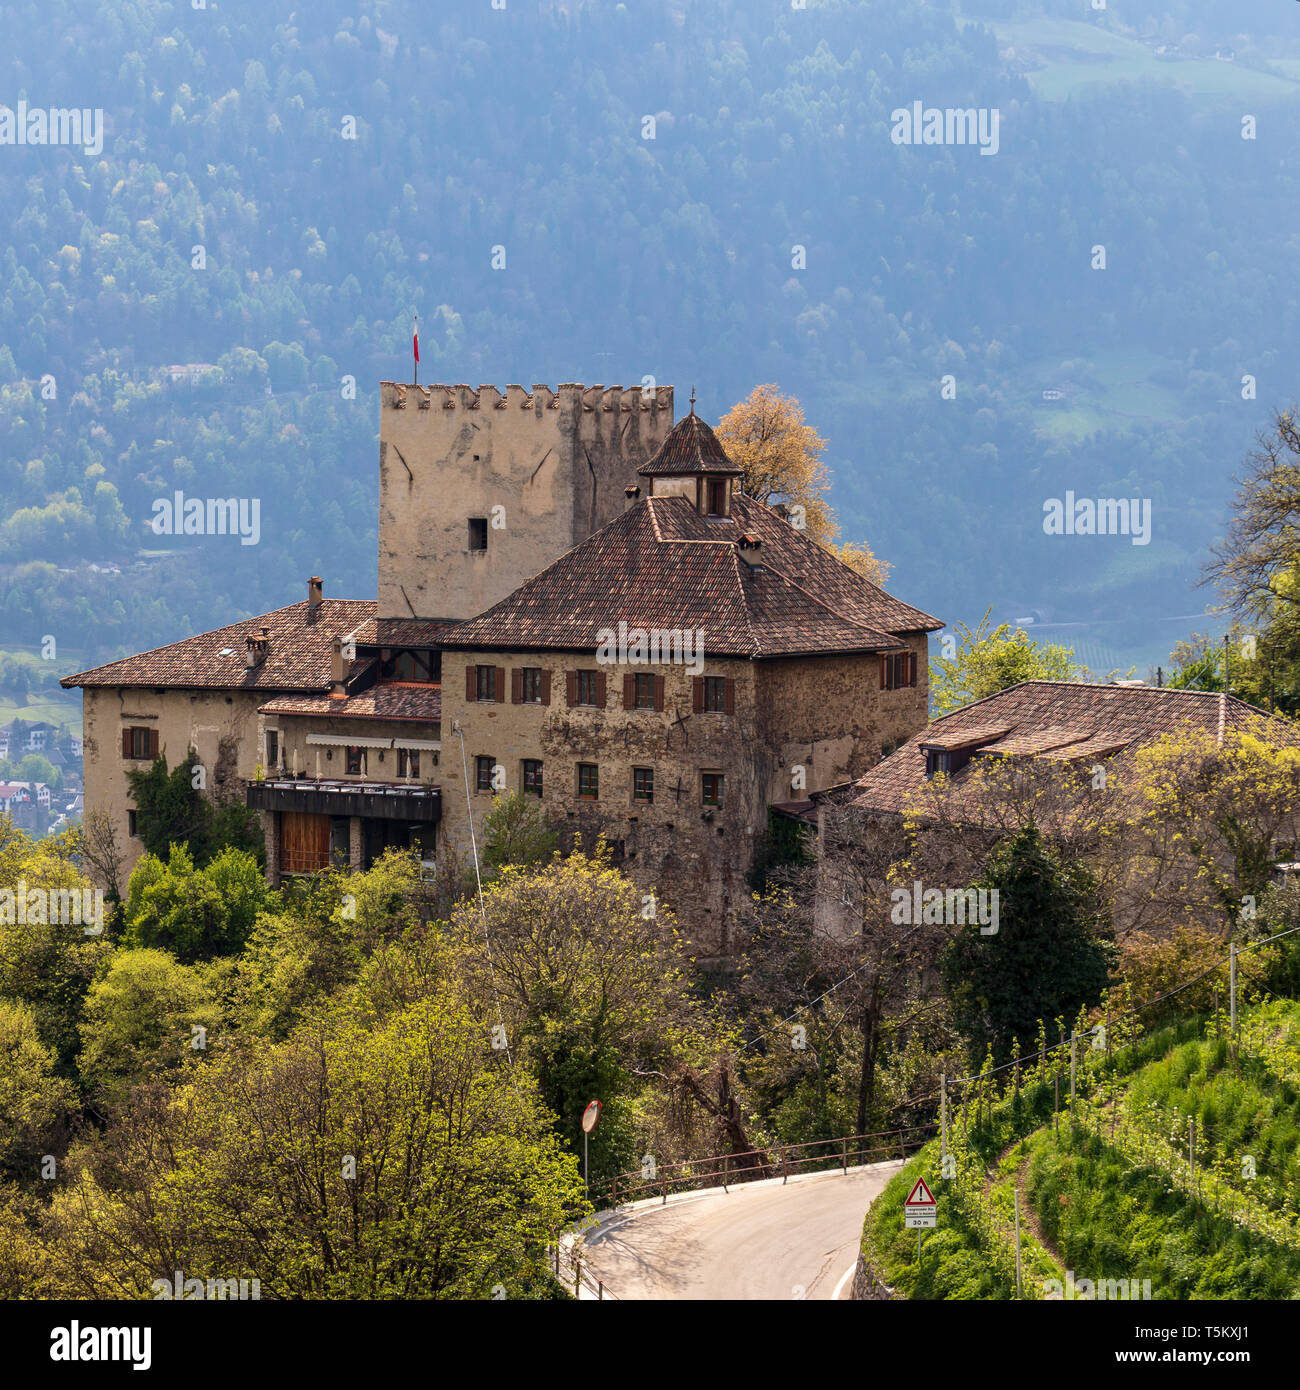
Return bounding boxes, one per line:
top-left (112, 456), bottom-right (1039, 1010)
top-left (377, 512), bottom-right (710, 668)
top-left (577, 670), bottom-right (598, 706)
top-left (633, 767), bottom-right (654, 803)
top-left (703, 676), bottom-right (727, 713)
top-left (127, 809), bottom-right (138, 837)
top-left (523, 759), bottom-right (543, 796)
top-left (577, 763), bottom-right (599, 800)
top-left (702, 772), bottom-right (724, 808)
top-left (346, 746), bottom-right (366, 775)
top-left (521, 667), bottom-right (542, 703)
top-left (266, 730), bottom-right (279, 766)
top-left (882, 652), bottom-right (917, 691)
top-left (634, 672), bottom-right (656, 709)
top-left (476, 665), bottom-right (497, 702)
top-left (468, 517), bottom-right (488, 551)
top-left (476, 756), bottom-right (496, 792)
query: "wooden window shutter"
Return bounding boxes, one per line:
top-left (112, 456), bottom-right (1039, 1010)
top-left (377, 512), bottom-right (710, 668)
top-left (724, 677), bottom-right (735, 715)
top-left (879, 654), bottom-right (889, 691)
top-left (623, 673), bottom-right (635, 709)
top-left (495, 667), bottom-right (506, 702)
top-left (466, 664), bottom-right (477, 702)
top-left (653, 675), bottom-right (665, 711)
top-left (511, 667), bottom-right (523, 704)
top-left (908, 651), bottom-right (917, 687)
top-left (595, 671), bottom-right (607, 707)
top-left (541, 669), bottom-right (552, 706)
top-left (566, 670), bottom-right (578, 707)
top-left (148, 729), bottom-right (160, 759)
top-left (122, 728), bottom-right (132, 760)
top-left (692, 677), bottom-right (704, 713)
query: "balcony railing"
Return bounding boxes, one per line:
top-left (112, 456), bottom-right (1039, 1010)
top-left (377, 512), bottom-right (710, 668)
top-left (247, 777), bottom-right (440, 822)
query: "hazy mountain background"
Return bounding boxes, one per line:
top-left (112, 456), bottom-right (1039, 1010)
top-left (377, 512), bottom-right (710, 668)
top-left (4, 0), bottom-right (1300, 725)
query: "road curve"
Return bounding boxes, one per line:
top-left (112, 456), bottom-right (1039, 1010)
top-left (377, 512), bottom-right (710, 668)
top-left (579, 1160), bottom-right (903, 1301)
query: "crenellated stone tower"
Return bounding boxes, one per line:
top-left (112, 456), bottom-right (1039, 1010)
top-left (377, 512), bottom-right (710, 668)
top-left (377, 381), bottom-right (674, 621)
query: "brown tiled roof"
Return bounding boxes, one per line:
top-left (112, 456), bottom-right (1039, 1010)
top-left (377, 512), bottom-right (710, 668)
top-left (442, 497), bottom-right (913, 658)
top-left (722, 496), bottom-right (942, 634)
top-left (60, 600), bottom-right (376, 691)
top-left (260, 684), bottom-right (441, 722)
top-left (345, 618), bottom-right (462, 648)
top-left (638, 411), bottom-right (742, 476)
top-left (851, 681), bottom-right (1300, 815)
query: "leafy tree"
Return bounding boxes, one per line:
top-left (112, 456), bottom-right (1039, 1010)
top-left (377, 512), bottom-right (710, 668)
top-left (0, 820), bottom-right (112, 1070)
top-left (449, 844), bottom-right (702, 1183)
top-left (1128, 723), bottom-right (1300, 928)
top-left (0, 1000), bottom-right (76, 1182)
top-left (930, 608), bottom-right (1086, 715)
top-left (120, 844), bottom-right (268, 962)
top-left (481, 790), bottom-right (558, 871)
top-left (825, 537), bottom-right (891, 589)
top-left (76, 948), bottom-right (218, 1102)
top-left (717, 384), bottom-right (834, 542)
top-left (14, 753), bottom-right (57, 789)
top-left (43, 995), bottom-right (582, 1299)
top-left (940, 825), bottom-right (1115, 1064)
top-left (1206, 409), bottom-right (1300, 628)
top-left (235, 851), bottom-right (424, 1039)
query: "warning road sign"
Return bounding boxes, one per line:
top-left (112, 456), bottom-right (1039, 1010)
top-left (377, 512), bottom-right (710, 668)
top-left (904, 1177), bottom-right (936, 1229)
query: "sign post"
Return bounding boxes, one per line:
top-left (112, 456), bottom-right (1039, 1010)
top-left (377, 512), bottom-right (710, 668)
top-left (581, 1100), bottom-right (602, 1195)
top-left (904, 1176), bottom-right (937, 1261)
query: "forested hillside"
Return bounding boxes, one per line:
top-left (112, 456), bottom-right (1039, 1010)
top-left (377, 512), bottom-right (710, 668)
top-left (5, 0), bottom-right (1300, 682)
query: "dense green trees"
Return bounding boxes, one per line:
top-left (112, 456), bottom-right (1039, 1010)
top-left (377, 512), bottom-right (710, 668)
top-left (1, 0), bottom-right (1295, 674)
top-left (940, 826), bottom-right (1116, 1063)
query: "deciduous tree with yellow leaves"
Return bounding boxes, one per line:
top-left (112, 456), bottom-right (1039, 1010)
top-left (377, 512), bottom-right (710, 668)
top-left (717, 384), bottom-right (891, 587)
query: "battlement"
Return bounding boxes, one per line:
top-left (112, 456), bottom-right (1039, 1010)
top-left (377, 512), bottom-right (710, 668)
top-left (380, 381), bottom-right (673, 413)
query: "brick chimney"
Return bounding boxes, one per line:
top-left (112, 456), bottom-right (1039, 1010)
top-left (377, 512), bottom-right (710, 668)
top-left (307, 576), bottom-right (323, 617)
top-left (624, 484), bottom-right (641, 511)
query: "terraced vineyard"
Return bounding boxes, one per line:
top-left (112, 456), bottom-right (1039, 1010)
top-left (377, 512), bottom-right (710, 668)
top-left (862, 1000), bottom-right (1300, 1299)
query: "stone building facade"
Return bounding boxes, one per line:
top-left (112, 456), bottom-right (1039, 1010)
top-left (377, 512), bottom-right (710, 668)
top-left (65, 383), bottom-right (941, 956)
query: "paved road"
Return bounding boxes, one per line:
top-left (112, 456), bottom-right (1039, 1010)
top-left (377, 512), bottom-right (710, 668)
top-left (580, 1161), bottom-right (903, 1301)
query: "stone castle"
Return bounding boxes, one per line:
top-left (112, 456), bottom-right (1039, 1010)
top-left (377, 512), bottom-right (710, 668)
top-left (65, 380), bottom-right (941, 959)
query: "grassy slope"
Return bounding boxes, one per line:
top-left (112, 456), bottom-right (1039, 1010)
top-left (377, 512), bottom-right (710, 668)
top-left (862, 1002), bottom-right (1300, 1299)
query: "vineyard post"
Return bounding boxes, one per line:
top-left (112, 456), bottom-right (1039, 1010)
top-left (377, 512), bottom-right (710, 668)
top-left (1230, 942), bottom-right (1238, 1059)
top-left (1069, 1032), bottom-right (1077, 1105)
top-left (941, 1072), bottom-right (948, 1167)
top-left (1014, 1186), bottom-right (1023, 1299)
top-left (1188, 1115), bottom-right (1195, 1194)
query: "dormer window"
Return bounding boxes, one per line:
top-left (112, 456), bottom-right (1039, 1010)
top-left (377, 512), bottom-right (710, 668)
top-left (924, 749), bottom-right (952, 778)
top-left (380, 649), bottom-right (439, 684)
top-left (706, 478), bottom-right (729, 516)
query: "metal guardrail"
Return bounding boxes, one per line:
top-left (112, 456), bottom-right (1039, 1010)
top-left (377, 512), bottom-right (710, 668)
top-left (591, 1122), bottom-right (938, 1209)
top-left (555, 1239), bottom-right (618, 1300)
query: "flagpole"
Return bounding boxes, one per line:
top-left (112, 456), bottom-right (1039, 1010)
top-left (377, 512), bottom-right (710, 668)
top-left (413, 311), bottom-right (419, 386)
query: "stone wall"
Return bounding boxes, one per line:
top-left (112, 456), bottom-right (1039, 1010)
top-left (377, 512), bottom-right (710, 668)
top-left (80, 685), bottom-right (266, 886)
top-left (377, 382), bottom-right (673, 621)
top-left (439, 638), bottom-right (932, 959)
